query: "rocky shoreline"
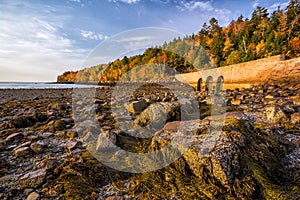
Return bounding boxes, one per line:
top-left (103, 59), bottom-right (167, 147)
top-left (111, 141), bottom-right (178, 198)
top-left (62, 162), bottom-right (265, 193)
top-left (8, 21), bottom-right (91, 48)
top-left (0, 81), bottom-right (299, 199)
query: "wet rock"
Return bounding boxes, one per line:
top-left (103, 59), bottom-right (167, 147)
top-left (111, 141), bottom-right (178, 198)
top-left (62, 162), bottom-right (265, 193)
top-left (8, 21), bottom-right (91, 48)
top-left (265, 94), bottom-right (274, 99)
top-left (231, 99), bottom-right (241, 106)
top-left (106, 196), bottom-right (124, 200)
top-left (13, 147), bottom-right (30, 157)
top-left (265, 105), bottom-right (288, 123)
top-left (27, 135), bottom-right (40, 142)
top-left (13, 141), bottom-right (32, 150)
top-left (66, 129), bottom-right (78, 139)
top-left (0, 140), bottom-right (6, 151)
top-left (291, 113), bottom-right (300, 124)
top-left (50, 103), bottom-right (67, 111)
top-left (291, 96), bottom-right (300, 105)
top-left (26, 192), bottom-right (40, 200)
top-left (132, 118), bottom-right (300, 199)
top-left (6, 132), bottom-right (24, 142)
top-left (126, 100), bottom-right (147, 115)
top-left (225, 112), bottom-right (245, 119)
top-left (34, 112), bottom-right (47, 122)
top-left (11, 115), bottom-right (35, 128)
top-left (55, 131), bottom-right (66, 137)
top-left (204, 112), bottom-right (245, 121)
top-left (30, 142), bottom-right (44, 153)
top-left (54, 120), bottom-right (66, 131)
top-left (41, 132), bottom-right (53, 139)
top-left (19, 169), bottom-right (46, 189)
top-left (40, 158), bottom-right (59, 170)
top-left (24, 188), bottom-right (34, 196)
top-left (75, 120), bottom-right (99, 142)
top-left (134, 102), bottom-right (180, 129)
top-left (96, 131), bottom-right (117, 151)
top-left (67, 141), bottom-right (83, 151)
top-left (0, 159), bottom-right (9, 175)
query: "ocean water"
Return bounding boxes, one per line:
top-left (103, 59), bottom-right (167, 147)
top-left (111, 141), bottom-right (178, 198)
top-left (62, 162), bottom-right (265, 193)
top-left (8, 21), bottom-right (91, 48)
top-left (0, 82), bottom-right (101, 89)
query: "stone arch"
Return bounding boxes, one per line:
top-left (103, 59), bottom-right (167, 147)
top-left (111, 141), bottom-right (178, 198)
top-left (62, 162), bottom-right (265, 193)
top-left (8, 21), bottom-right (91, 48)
top-left (197, 78), bottom-right (202, 91)
top-left (205, 76), bottom-right (213, 92)
top-left (216, 76), bottom-right (224, 93)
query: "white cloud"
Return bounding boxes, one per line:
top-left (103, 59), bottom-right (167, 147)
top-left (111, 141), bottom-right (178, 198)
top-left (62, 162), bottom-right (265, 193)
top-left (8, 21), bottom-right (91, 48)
top-left (115, 36), bottom-right (155, 42)
top-left (268, 1), bottom-right (289, 12)
top-left (253, 0), bottom-right (259, 8)
top-left (183, 1), bottom-right (214, 11)
top-left (176, 1), bottom-right (232, 26)
top-left (251, 0), bottom-right (289, 15)
top-left (109, 0), bottom-right (140, 4)
top-left (69, 0), bottom-right (85, 7)
top-left (0, 0), bottom-right (88, 81)
top-left (150, 0), bottom-right (170, 4)
top-left (81, 30), bottom-right (108, 41)
top-left (214, 8), bottom-right (232, 26)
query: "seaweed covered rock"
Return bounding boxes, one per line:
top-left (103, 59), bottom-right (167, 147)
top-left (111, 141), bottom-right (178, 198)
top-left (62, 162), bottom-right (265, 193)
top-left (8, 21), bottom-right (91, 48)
top-left (265, 105), bottom-right (288, 123)
top-left (123, 118), bottom-right (300, 199)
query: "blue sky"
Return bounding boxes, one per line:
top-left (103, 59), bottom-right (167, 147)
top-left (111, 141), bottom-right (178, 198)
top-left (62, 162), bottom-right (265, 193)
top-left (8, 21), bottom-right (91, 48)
top-left (0, 0), bottom-right (290, 81)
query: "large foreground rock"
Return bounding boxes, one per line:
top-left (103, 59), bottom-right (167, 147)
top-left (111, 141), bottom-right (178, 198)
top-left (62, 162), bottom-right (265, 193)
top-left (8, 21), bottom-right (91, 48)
top-left (123, 117), bottom-right (300, 199)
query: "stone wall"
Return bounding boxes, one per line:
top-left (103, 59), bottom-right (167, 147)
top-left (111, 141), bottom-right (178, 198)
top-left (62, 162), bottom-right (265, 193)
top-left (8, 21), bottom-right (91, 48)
top-left (176, 55), bottom-right (300, 89)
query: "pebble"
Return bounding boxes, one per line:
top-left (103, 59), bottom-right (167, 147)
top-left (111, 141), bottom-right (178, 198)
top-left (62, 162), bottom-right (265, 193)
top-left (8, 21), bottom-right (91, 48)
top-left (30, 142), bottom-right (44, 154)
top-left (66, 129), bottom-right (78, 139)
top-left (14, 147), bottom-right (30, 157)
top-left (54, 120), bottom-right (66, 131)
top-left (39, 158), bottom-right (59, 170)
top-left (20, 169), bottom-right (47, 189)
top-left (6, 132), bottom-right (24, 142)
top-left (26, 192), bottom-right (40, 200)
top-left (291, 113), bottom-right (300, 124)
top-left (231, 99), bottom-right (241, 106)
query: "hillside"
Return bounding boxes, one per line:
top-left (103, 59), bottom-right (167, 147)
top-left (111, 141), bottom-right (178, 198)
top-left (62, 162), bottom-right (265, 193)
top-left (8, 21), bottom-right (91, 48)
top-left (57, 0), bottom-right (299, 83)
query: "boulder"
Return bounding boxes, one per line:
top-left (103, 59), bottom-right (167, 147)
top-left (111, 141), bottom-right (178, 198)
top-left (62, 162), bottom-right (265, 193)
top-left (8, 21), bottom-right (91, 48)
top-left (134, 102), bottom-right (180, 129)
top-left (126, 100), bottom-right (148, 115)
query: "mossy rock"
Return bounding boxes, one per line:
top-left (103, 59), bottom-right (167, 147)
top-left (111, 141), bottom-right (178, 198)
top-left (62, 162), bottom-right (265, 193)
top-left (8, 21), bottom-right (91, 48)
top-left (123, 118), bottom-right (300, 199)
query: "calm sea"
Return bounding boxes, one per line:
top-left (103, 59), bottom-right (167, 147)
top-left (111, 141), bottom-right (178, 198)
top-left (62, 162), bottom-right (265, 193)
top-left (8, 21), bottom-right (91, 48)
top-left (0, 82), bottom-right (101, 89)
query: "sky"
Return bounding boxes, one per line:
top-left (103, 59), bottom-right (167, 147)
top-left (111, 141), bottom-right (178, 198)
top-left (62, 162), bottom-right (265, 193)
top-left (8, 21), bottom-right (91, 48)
top-left (0, 0), bottom-right (290, 82)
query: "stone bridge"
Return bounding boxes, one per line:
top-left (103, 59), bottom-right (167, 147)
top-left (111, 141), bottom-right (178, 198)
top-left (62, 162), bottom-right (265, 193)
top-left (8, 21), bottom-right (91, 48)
top-left (175, 55), bottom-right (300, 92)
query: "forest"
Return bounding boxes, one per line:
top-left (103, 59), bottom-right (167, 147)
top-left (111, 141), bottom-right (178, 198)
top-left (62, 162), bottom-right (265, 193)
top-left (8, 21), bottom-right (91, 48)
top-left (57, 0), bottom-right (299, 83)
